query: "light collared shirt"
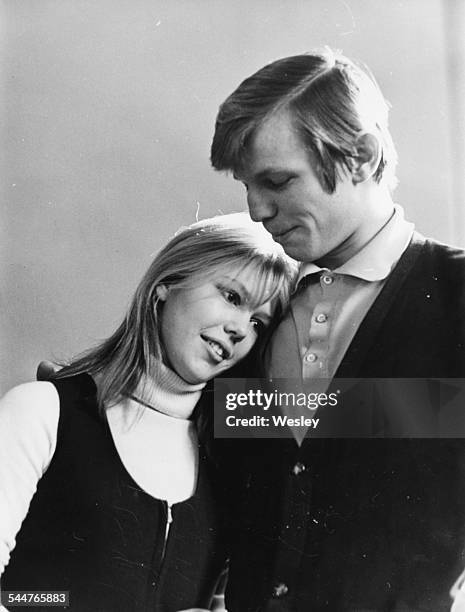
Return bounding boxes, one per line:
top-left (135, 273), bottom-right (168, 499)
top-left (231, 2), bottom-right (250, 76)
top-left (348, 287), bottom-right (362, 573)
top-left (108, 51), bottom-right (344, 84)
top-left (267, 205), bottom-right (415, 381)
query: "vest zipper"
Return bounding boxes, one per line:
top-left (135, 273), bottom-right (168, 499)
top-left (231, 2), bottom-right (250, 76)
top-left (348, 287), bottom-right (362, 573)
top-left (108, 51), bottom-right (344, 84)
top-left (160, 501), bottom-right (173, 564)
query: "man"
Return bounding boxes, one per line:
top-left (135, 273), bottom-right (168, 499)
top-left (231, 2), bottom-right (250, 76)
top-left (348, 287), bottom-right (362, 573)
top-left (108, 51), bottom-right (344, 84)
top-left (211, 49), bottom-right (465, 611)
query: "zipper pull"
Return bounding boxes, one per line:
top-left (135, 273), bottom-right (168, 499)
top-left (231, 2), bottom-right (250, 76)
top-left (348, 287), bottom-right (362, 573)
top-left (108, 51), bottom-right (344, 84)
top-left (164, 502), bottom-right (173, 544)
top-left (166, 502), bottom-right (173, 526)
top-left (160, 501), bottom-right (173, 565)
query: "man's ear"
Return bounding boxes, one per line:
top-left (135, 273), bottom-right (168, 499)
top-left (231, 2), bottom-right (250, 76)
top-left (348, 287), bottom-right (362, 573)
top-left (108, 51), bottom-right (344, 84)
top-left (155, 284), bottom-right (169, 301)
top-left (350, 132), bottom-right (381, 184)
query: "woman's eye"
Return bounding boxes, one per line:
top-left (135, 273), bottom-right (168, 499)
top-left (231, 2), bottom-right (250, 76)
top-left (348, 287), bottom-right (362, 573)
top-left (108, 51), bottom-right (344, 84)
top-left (224, 289), bottom-right (241, 306)
top-left (250, 318), bottom-right (266, 334)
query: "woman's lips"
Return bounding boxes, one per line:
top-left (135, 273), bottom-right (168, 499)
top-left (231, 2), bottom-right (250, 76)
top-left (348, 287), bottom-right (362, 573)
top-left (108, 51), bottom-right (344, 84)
top-left (201, 335), bottom-right (231, 362)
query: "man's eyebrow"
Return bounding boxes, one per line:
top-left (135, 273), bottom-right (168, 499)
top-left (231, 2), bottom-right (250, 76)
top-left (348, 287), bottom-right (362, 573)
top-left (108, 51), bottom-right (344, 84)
top-left (234, 167), bottom-right (290, 181)
top-left (257, 167), bottom-right (288, 176)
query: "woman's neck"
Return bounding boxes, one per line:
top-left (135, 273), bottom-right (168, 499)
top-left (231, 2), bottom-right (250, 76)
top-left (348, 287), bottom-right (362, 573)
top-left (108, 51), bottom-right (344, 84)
top-left (130, 360), bottom-right (206, 420)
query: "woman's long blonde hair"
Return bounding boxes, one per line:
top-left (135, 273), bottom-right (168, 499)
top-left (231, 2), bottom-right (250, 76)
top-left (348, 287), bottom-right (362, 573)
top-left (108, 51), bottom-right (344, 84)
top-left (56, 213), bottom-right (297, 409)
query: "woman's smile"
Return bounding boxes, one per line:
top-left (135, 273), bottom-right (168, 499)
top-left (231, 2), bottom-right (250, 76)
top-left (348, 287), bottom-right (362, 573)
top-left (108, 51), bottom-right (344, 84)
top-left (201, 334), bottom-right (231, 362)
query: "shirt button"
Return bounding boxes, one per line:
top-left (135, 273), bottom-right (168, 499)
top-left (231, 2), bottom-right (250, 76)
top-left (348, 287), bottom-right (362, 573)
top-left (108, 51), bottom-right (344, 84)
top-left (322, 274), bottom-right (333, 285)
top-left (292, 462), bottom-right (306, 475)
top-left (315, 313), bottom-right (327, 323)
top-left (305, 353), bottom-right (317, 363)
top-left (272, 582), bottom-right (289, 598)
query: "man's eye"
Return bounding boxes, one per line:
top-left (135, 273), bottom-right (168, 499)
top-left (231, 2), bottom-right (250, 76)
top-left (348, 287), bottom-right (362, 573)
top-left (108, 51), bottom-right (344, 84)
top-left (267, 177), bottom-right (291, 189)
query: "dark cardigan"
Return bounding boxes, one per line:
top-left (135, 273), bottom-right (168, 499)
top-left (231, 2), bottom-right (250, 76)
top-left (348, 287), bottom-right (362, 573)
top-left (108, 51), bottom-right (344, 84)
top-left (2, 374), bottom-right (227, 612)
top-left (219, 234), bottom-right (465, 612)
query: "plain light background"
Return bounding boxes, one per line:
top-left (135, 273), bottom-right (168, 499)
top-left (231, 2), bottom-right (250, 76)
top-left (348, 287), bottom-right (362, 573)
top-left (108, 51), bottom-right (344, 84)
top-left (1, 0), bottom-right (464, 394)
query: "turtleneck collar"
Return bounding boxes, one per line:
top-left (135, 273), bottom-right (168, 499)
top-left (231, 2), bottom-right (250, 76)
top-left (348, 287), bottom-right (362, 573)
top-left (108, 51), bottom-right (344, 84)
top-left (132, 359), bottom-right (206, 420)
top-left (104, 360), bottom-right (205, 502)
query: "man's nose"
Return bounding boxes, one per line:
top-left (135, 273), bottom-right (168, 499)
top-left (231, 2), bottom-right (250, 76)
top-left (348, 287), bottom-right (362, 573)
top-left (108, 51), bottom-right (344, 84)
top-left (247, 188), bottom-right (275, 223)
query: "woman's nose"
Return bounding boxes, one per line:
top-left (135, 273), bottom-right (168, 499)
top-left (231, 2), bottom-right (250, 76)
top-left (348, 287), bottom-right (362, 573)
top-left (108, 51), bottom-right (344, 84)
top-left (224, 314), bottom-right (248, 343)
top-left (247, 188), bottom-right (275, 223)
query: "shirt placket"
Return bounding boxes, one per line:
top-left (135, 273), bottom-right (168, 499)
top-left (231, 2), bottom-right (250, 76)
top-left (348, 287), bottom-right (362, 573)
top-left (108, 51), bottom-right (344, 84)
top-left (299, 272), bottom-right (337, 379)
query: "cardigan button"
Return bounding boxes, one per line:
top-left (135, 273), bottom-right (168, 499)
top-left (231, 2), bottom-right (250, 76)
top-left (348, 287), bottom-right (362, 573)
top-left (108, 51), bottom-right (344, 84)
top-left (292, 462), bottom-right (306, 475)
top-left (272, 582), bottom-right (289, 598)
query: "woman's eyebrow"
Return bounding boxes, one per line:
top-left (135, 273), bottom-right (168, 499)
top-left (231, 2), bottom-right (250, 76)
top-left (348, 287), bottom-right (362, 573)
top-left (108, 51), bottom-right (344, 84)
top-left (222, 276), bottom-right (252, 302)
top-left (223, 276), bottom-right (274, 320)
top-left (257, 310), bottom-right (272, 324)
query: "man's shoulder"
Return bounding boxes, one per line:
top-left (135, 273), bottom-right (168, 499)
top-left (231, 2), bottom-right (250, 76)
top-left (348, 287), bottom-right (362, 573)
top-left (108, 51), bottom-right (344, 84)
top-left (389, 232), bottom-right (465, 309)
top-left (417, 233), bottom-right (465, 258)
top-left (409, 232), bottom-right (465, 274)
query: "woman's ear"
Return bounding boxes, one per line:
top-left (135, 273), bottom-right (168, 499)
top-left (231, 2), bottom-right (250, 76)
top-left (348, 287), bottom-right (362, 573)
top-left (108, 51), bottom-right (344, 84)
top-left (350, 132), bottom-right (382, 184)
top-left (155, 284), bottom-right (169, 301)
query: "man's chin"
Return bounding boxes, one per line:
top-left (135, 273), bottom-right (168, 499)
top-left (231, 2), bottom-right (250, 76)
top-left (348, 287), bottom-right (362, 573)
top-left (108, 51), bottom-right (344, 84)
top-left (273, 231), bottom-right (313, 261)
top-left (279, 241), bottom-right (316, 262)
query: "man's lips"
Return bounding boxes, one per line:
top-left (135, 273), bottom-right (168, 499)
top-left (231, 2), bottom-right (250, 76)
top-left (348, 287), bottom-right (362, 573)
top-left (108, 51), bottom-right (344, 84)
top-left (269, 226), bottom-right (297, 242)
top-left (200, 335), bottom-right (232, 362)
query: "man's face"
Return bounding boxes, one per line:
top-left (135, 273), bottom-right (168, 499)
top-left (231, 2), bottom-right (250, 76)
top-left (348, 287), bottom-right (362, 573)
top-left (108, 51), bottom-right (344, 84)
top-left (234, 110), bottom-right (367, 268)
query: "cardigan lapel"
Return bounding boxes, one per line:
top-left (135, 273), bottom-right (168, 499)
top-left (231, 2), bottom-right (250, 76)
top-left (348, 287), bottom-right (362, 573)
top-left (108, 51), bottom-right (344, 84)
top-left (334, 232), bottom-right (426, 378)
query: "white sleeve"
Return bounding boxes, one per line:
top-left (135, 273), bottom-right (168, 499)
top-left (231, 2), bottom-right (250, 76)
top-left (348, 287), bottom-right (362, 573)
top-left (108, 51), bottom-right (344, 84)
top-left (0, 382), bottom-right (59, 577)
top-left (451, 568), bottom-right (465, 611)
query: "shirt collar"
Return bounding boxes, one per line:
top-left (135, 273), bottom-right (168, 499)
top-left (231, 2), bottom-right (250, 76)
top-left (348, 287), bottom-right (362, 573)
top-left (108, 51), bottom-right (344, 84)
top-left (297, 205), bottom-right (415, 284)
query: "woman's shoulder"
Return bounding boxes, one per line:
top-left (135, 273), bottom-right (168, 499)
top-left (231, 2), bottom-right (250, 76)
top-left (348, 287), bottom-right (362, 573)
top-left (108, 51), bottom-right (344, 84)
top-left (0, 381), bottom-right (60, 429)
top-left (2, 380), bottom-right (59, 406)
top-left (0, 382), bottom-right (60, 478)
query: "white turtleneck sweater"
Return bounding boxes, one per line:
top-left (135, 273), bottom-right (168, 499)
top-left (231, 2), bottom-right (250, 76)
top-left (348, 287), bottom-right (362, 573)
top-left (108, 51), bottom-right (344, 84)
top-left (0, 362), bottom-right (206, 579)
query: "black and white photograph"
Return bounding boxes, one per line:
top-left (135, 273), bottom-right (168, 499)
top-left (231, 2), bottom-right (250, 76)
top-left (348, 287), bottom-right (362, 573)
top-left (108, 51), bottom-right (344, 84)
top-left (1, 1), bottom-right (465, 611)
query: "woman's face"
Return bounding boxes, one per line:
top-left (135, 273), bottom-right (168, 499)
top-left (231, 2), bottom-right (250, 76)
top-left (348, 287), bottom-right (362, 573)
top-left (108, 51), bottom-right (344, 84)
top-left (158, 265), bottom-right (277, 384)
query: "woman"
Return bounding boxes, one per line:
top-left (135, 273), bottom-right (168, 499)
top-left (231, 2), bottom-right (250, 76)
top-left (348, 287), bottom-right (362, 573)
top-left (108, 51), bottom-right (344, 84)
top-left (0, 213), bottom-right (297, 612)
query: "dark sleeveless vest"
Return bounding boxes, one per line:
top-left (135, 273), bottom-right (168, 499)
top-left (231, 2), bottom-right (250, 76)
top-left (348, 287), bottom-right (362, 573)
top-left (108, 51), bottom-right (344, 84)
top-left (2, 374), bottom-right (226, 612)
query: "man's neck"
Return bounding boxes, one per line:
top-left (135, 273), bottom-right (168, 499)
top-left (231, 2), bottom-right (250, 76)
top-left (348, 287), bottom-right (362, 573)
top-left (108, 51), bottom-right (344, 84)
top-left (317, 188), bottom-right (395, 269)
